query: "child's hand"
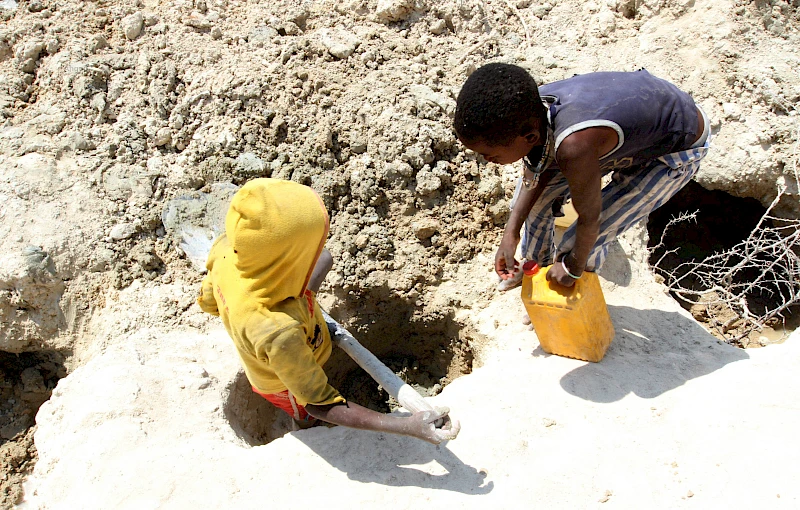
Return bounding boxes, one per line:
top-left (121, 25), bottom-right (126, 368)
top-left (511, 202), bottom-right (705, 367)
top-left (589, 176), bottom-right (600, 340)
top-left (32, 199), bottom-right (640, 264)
top-left (495, 237), bottom-right (519, 279)
top-left (406, 407), bottom-right (461, 444)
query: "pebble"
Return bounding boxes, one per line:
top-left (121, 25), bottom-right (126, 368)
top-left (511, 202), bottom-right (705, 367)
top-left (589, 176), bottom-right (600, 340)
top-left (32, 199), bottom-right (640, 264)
top-left (318, 29), bottom-right (359, 59)
top-left (121, 12), bottom-right (144, 41)
top-left (110, 223), bottom-right (137, 240)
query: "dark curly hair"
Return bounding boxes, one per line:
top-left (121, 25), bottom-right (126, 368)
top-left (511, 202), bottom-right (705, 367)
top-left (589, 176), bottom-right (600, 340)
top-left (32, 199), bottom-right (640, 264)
top-left (454, 63), bottom-right (547, 146)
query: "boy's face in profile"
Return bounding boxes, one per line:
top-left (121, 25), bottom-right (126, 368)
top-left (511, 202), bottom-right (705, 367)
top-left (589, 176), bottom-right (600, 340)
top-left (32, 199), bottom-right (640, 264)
top-left (459, 128), bottom-right (542, 166)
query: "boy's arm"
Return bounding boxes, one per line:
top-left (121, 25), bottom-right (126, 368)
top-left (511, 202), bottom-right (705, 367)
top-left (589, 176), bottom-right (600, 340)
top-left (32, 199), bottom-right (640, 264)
top-left (305, 402), bottom-right (458, 445)
top-left (496, 167), bottom-right (556, 278)
top-left (263, 330), bottom-right (459, 444)
top-left (548, 126), bottom-right (617, 286)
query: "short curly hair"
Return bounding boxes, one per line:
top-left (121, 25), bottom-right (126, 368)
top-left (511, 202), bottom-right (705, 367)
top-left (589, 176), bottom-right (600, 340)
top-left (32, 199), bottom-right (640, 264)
top-left (454, 63), bottom-right (547, 146)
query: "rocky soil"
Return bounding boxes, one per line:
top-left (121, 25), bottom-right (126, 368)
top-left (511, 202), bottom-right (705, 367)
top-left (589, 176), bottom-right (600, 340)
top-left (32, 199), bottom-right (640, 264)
top-left (0, 0), bottom-right (798, 507)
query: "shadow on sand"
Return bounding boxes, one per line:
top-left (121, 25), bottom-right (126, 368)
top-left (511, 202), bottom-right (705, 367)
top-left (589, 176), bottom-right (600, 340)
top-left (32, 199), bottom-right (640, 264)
top-left (295, 426), bottom-right (493, 495)
top-left (557, 305), bottom-right (750, 403)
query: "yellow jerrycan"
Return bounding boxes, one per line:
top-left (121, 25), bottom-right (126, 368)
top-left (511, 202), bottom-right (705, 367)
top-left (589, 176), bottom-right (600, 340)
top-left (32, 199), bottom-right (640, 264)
top-left (520, 261), bottom-right (615, 362)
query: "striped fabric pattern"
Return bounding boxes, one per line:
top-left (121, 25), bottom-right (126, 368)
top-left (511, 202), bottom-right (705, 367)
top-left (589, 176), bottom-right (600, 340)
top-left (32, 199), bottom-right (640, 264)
top-left (514, 140), bottom-right (711, 271)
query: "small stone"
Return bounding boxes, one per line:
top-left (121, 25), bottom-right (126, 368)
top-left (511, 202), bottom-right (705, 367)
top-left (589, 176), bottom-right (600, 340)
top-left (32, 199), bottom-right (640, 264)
top-left (597, 10), bottom-right (616, 37)
top-left (88, 33), bottom-right (109, 53)
top-left (722, 102), bottom-right (742, 120)
top-left (121, 12), bottom-right (144, 40)
top-left (27, 0), bottom-right (44, 13)
top-left (210, 27), bottom-right (222, 40)
top-left (153, 127), bottom-right (172, 147)
top-left (182, 14), bottom-right (212, 30)
top-left (375, 0), bottom-right (419, 23)
top-left (44, 38), bottom-right (60, 55)
top-left (412, 218), bottom-right (439, 240)
top-left (110, 223), bottom-right (137, 240)
top-left (318, 28), bottom-right (360, 59)
top-left (414, 166), bottom-right (442, 196)
top-left (16, 40), bottom-right (44, 64)
top-left (233, 152), bottom-right (266, 178)
top-left (249, 26), bottom-right (279, 45)
top-left (429, 18), bottom-right (447, 35)
top-left (64, 131), bottom-right (93, 151)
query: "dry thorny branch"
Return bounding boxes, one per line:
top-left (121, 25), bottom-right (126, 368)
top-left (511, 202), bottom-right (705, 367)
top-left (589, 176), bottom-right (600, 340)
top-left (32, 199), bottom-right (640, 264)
top-left (651, 103), bottom-right (800, 345)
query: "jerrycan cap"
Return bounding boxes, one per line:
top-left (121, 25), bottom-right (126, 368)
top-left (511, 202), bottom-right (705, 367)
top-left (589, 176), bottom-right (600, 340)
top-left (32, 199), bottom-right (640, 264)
top-left (522, 260), bottom-right (540, 276)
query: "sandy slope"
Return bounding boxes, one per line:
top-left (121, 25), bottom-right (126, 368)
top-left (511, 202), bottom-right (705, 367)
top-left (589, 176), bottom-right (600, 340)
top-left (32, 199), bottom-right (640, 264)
top-left (20, 251), bottom-right (800, 509)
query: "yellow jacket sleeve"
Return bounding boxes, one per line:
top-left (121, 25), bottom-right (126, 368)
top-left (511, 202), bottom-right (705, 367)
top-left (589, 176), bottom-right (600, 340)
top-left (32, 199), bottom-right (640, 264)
top-left (260, 328), bottom-right (344, 407)
top-left (197, 274), bottom-right (219, 316)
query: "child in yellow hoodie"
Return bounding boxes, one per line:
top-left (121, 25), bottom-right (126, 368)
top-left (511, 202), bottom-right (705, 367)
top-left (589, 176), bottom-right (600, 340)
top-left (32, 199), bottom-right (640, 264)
top-left (197, 178), bottom-right (456, 444)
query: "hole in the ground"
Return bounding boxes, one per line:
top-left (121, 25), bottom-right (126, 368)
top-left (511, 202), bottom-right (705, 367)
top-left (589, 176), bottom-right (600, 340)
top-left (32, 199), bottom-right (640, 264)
top-left (223, 290), bottom-right (477, 445)
top-left (646, 181), bottom-right (799, 344)
top-left (325, 291), bottom-right (476, 414)
top-left (0, 350), bottom-right (66, 508)
top-left (223, 371), bottom-right (294, 447)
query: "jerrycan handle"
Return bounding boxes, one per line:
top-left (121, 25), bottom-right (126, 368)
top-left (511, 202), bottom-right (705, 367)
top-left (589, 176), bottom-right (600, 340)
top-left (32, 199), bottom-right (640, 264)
top-left (523, 260), bottom-right (539, 276)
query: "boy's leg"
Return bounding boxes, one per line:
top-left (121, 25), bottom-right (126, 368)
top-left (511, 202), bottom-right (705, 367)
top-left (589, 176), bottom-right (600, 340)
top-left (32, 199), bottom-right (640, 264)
top-left (557, 145), bottom-right (709, 271)
top-left (518, 174), bottom-right (572, 266)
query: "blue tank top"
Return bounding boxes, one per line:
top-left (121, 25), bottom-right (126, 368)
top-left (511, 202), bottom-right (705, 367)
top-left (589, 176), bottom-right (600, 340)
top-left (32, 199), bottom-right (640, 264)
top-left (540, 70), bottom-right (699, 172)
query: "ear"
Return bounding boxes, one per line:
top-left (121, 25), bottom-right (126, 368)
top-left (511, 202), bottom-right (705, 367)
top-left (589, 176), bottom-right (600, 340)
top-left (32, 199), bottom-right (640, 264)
top-left (522, 128), bottom-right (540, 145)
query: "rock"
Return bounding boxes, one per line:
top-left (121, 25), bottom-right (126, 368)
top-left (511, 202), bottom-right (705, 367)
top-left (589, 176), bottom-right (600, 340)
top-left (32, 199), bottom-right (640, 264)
top-left (88, 34), bottom-right (109, 53)
top-left (429, 19), bottom-right (447, 35)
top-left (597, 10), bottom-right (616, 37)
top-left (0, 0), bottom-right (18, 12)
top-left (44, 38), bottom-right (60, 55)
top-left (477, 175), bottom-right (503, 201)
top-left (409, 84), bottom-right (455, 115)
top-left (27, 112), bottom-right (66, 136)
top-left (120, 12), bottom-right (144, 41)
top-left (153, 127), bottom-right (172, 147)
top-left (89, 247), bottom-right (116, 271)
top-left (288, 6), bottom-right (310, 28)
top-left (412, 218), bottom-right (439, 240)
top-left (110, 223), bottom-right (138, 241)
top-left (182, 13), bottom-right (212, 30)
top-left (63, 131), bottom-right (93, 151)
top-left (233, 152), bottom-right (266, 178)
top-left (211, 27), bottom-right (222, 40)
top-left (318, 29), bottom-right (360, 59)
top-left (375, 0), bottom-right (421, 23)
top-left (414, 166), bottom-right (442, 196)
top-left (249, 26), bottom-right (279, 45)
top-left (21, 368), bottom-right (47, 398)
top-left (722, 102), bottom-right (743, 121)
top-left (15, 40), bottom-right (44, 73)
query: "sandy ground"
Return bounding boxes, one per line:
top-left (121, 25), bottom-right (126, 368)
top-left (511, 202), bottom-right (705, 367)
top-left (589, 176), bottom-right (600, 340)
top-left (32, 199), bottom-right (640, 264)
top-left (17, 248), bottom-right (800, 509)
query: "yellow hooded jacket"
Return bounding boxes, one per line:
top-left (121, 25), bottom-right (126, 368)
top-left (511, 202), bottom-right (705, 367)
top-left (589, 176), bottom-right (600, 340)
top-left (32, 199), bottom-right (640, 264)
top-left (197, 178), bottom-right (344, 407)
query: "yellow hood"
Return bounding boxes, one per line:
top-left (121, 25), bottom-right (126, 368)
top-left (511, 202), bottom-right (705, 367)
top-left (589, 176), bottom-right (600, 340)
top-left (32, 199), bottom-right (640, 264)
top-left (223, 177), bottom-right (329, 307)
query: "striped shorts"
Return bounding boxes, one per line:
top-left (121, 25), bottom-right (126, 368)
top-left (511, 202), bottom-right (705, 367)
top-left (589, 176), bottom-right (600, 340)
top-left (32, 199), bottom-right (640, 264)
top-left (512, 139), bottom-right (711, 271)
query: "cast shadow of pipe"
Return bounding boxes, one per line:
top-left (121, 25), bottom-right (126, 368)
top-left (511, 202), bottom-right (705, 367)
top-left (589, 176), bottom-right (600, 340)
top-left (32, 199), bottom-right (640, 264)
top-left (295, 425), bottom-right (494, 495)
top-left (558, 305), bottom-right (750, 403)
